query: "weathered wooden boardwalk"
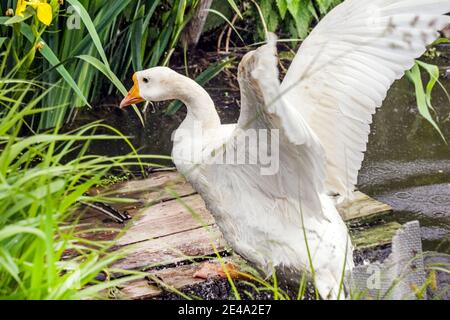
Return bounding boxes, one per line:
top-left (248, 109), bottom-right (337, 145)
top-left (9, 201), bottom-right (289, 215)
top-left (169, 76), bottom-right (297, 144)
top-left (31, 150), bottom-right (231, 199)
top-left (76, 170), bottom-right (396, 299)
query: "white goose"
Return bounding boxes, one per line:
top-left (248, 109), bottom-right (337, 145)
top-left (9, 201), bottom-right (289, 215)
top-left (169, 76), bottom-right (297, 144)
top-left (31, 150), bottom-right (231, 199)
top-left (120, 0), bottom-right (450, 299)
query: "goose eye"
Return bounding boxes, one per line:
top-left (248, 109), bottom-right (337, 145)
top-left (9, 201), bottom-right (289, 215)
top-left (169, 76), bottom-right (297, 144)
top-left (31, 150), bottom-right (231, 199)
top-left (143, 77), bottom-right (149, 84)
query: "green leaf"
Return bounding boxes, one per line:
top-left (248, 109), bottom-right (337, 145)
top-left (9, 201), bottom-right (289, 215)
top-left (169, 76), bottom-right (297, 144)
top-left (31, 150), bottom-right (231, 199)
top-left (131, 6), bottom-right (145, 71)
top-left (276, 0), bottom-right (288, 19)
top-left (287, 0), bottom-right (314, 39)
top-left (206, 9), bottom-right (245, 45)
top-left (19, 24), bottom-right (91, 108)
top-left (7, 180), bottom-right (66, 216)
top-left (433, 37), bottom-right (450, 45)
top-left (0, 247), bottom-right (20, 284)
top-left (66, 0), bottom-right (110, 68)
top-left (204, 0), bottom-right (233, 33)
top-left (316, 0), bottom-right (335, 15)
top-left (261, 0), bottom-right (280, 32)
top-left (226, 0), bottom-right (243, 19)
top-left (0, 226), bottom-right (46, 242)
top-left (0, 37), bottom-right (7, 48)
top-left (2, 12), bottom-right (32, 25)
top-left (407, 63), bottom-right (446, 143)
top-left (76, 55), bottom-right (127, 95)
top-left (416, 60), bottom-right (439, 110)
top-left (70, 0), bottom-right (133, 57)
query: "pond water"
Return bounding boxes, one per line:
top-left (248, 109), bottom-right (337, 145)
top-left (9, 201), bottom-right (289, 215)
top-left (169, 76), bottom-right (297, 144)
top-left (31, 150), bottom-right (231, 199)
top-left (77, 50), bottom-right (450, 254)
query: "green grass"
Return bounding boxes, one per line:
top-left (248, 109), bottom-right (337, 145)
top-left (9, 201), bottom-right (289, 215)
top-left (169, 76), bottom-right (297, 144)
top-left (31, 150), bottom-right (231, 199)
top-left (0, 0), bottom-right (208, 129)
top-left (0, 70), bottom-right (166, 299)
top-left (0, 0), bottom-right (232, 299)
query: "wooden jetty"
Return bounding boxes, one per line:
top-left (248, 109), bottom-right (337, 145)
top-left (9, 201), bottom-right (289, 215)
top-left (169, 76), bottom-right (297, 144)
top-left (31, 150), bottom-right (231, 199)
top-left (75, 170), bottom-right (396, 299)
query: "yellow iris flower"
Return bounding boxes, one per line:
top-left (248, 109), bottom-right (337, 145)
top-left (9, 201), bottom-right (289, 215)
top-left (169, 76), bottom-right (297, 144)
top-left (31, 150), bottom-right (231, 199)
top-left (15, 0), bottom-right (53, 26)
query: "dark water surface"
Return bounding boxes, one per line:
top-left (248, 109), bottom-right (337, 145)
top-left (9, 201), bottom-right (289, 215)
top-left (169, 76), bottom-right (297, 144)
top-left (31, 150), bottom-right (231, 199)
top-left (358, 55), bottom-right (450, 253)
top-left (79, 53), bottom-right (450, 254)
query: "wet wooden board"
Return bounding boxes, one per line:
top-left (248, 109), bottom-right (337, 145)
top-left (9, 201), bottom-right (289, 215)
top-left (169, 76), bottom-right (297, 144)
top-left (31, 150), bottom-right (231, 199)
top-left (77, 171), bottom-right (396, 299)
top-left (337, 191), bottom-right (393, 222)
top-left (115, 222), bottom-right (403, 300)
top-left (112, 225), bottom-right (227, 270)
top-left (351, 222), bottom-right (402, 249)
top-left (116, 264), bottom-right (206, 300)
top-left (115, 194), bottom-right (213, 246)
top-left (119, 222), bottom-right (401, 299)
top-left (107, 171), bottom-right (195, 201)
top-left (117, 221), bottom-right (403, 300)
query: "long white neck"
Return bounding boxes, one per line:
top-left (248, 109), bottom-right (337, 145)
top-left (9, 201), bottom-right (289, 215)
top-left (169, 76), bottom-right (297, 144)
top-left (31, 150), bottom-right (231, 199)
top-left (174, 75), bottom-right (221, 129)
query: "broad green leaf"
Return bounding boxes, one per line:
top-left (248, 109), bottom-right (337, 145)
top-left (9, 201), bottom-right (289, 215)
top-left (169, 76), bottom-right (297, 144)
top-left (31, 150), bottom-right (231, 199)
top-left (19, 24), bottom-right (91, 108)
top-left (433, 38), bottom-right (450, 45)
top-left (261, 0), bottom-right (280, 32)
top-left (3, 12), bottom-right (32, 25)
top-left (66, 0), bottom-right (110, 68)
top-left (276, 0), bottom-right (288, 19)
top-left (0, 226), bottom-right (46, 242)
top-left (407, 63), bottom-right (446, 142)
top-left (416, 60), bottom-right (439, 110)
top-left (76, 55), bottom-right (127, 94)
top-left (131, 6), bottom-right (145, 71)
top-left (287, 0), bottom-right (314, 39)
top-left (0, 37), bottom-right (7, 48)
top-left (316, 0), bottom-right (335, 15)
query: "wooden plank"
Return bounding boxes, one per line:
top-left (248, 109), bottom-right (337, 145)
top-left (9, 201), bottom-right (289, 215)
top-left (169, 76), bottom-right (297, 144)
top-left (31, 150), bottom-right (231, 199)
top-left (118, 218), bottom-right (402, 299)
top-left (117, 264), bottom-right (205, 300)
top-left (337, 191), bottom-right (392, 222)
top-left (72, 171), bottom-right (399, 299)
top-left (76, 171), bottom-right (195, 225)
top-left (351, 222), bottom-right (402, 249)
top-left (107, 171), bottom-right (195, 202)
top-left (116, 195), bottom-right (213, 246)
top-left (112, 225), bottom-right (227, 271)
top-left (98, 176), bottom-right (393, 271)
top-left (76, 194), bottom-right (211, 245)
top-left (118, 221), bottom-right (403, 300)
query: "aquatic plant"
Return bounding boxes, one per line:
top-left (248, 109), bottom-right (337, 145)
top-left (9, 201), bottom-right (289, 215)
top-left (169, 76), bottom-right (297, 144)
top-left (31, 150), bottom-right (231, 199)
top-left (0, 0), bottom-right (207, 129)
top-left (0, 47), bottom-right (163, 298)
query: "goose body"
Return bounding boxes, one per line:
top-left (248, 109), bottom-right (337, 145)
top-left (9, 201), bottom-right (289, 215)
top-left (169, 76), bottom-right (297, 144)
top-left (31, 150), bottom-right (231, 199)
top-left (120, 0), bottom-right (450, 299)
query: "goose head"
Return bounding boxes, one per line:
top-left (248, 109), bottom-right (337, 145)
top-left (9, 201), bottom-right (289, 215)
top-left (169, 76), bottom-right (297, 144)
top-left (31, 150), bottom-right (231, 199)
top-left (120, 67), bottom-right (220, 128)
top-left (120, 67), bottom-right (181, 108)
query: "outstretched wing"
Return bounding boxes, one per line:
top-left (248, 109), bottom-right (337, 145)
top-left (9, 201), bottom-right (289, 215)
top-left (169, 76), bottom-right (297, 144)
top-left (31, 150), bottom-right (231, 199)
top-left (207, 34), bottom-right (328, 223)
top-left (189, 36), bottom-right (353, 296)
top-left (281, 0), bottom-right (450, 197)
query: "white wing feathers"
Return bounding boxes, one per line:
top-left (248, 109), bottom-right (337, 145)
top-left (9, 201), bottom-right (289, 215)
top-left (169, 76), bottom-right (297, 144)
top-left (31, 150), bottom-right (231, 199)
top-left (232, 34), bottom-right (328, 221)
top-left (281, 0), bottom-right (450, 197)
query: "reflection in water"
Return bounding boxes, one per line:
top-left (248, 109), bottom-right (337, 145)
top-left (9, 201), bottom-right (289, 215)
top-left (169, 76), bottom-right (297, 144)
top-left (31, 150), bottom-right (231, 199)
top-left (79, 56), bottom-right (450, 253)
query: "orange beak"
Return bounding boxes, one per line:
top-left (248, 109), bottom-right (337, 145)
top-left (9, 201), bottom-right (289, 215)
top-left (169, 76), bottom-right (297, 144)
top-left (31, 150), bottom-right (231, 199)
top-left (120, 73), bottom-right (145, 108)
